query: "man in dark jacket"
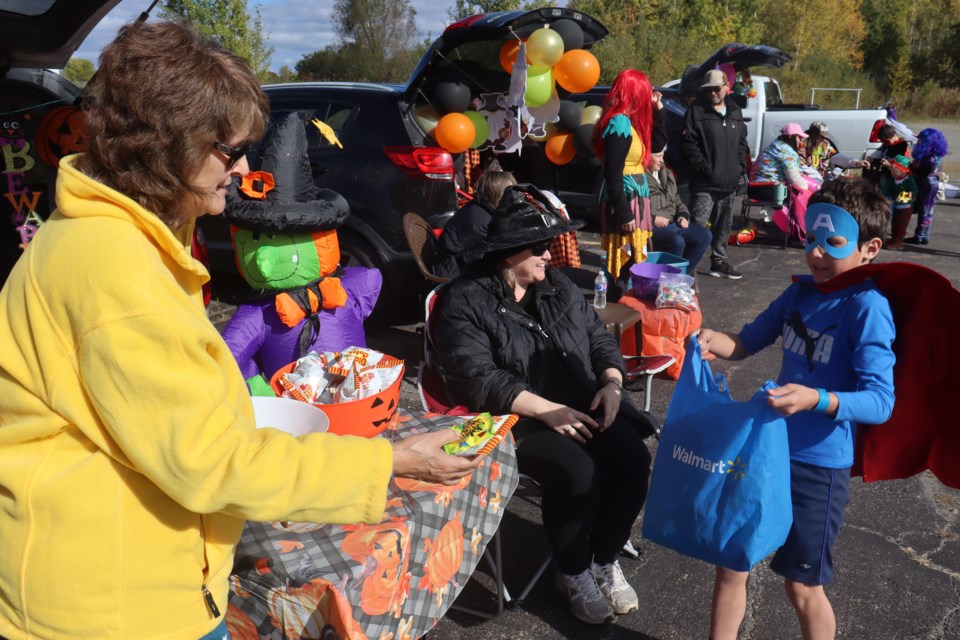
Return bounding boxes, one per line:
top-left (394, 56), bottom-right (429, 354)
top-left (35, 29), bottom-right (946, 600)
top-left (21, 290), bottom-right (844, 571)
top-left (681, 69), bottom-right (749, 279)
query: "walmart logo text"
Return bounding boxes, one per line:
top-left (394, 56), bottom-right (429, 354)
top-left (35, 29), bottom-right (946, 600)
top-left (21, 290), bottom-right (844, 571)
top-left (672, 446), bottom-right (747, 479)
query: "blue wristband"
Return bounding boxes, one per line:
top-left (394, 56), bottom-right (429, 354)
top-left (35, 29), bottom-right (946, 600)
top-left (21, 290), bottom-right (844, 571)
top-left (814, 388), bottom-right (830, 413)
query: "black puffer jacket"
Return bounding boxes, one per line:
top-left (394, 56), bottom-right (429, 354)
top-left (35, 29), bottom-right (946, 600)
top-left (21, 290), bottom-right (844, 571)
top-left (432, 269), bottom-right (625, 415)
top-left (681, 94), bottom-right (749, 193)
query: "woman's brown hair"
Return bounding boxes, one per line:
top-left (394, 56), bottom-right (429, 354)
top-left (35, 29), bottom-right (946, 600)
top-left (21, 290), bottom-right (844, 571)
top-left (76, 21), bottom-right (270, 226)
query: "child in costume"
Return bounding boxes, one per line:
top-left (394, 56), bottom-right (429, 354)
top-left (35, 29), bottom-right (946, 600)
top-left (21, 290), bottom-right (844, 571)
top-left (698, 178), bottom-right (896, 640)
top-left (906, 128), bottom-right (949, 245)
top-left (220, 113), bottom-right (382, 394)
top-left (879, 154), bottom-right (918, 250)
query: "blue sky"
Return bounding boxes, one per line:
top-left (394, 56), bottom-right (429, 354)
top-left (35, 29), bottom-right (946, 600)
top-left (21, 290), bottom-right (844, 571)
top-left (74, 0), bottom-right (465, 71)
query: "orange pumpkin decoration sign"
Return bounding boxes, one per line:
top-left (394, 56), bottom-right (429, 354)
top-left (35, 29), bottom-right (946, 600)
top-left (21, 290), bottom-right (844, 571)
top-left (36, 105), bottom-right (87, 167)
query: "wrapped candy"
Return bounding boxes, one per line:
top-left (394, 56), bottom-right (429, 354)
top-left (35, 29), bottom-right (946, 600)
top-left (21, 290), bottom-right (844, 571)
top-left (656, 272), bottom-right (699, 312)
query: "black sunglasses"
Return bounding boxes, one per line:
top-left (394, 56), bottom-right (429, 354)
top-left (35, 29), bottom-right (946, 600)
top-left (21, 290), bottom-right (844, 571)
top-left (528, 240), bottom-right (552, 257)
top-left (212, 140), bottom-right (251, 168)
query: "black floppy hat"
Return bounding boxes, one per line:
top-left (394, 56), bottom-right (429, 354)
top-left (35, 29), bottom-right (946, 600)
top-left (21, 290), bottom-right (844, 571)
top-left (472, 184), bottom-right (585, 257)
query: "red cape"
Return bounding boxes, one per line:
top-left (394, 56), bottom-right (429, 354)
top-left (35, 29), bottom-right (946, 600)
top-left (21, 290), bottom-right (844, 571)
top-left (796, 262), bottom-right (960, 489)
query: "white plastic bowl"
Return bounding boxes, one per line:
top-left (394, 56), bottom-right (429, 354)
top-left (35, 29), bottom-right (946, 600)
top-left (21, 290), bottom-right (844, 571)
top-left (251, 396), bottom-right (329, 436)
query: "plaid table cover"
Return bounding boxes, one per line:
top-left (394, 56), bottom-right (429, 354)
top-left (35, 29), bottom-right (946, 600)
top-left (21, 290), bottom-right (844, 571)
top-left (227, 409), bottom-right (519, 639)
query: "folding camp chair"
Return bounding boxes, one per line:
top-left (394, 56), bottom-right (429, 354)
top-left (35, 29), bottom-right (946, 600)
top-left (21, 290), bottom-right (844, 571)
top-left (418, 285), bottom-right (553, 614)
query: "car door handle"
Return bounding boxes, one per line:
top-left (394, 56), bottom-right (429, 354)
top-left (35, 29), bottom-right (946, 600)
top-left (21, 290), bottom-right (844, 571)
top-left (310, 162), bottom-right (328, 176)
top-left (743, 117), bottom-right (752, 122)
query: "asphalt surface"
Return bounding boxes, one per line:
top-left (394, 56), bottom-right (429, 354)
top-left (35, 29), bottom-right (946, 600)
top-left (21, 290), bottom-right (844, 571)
top-left (366, 200), bottom-right (959, 640)
top-left (205, 197), bottom-right (960, 639)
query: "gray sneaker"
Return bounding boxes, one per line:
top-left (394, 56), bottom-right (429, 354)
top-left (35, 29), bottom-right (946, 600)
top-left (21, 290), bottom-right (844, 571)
top-left (706, 261), bottom-right (743, 280)
top-left (591, 560), bottom-right (639, 614)
top-left (555, 568), bottom-right (615, 624)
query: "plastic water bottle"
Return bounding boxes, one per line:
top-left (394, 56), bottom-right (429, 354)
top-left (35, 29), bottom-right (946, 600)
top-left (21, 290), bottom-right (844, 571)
top-left (593, 256), bottom-right (608, 309)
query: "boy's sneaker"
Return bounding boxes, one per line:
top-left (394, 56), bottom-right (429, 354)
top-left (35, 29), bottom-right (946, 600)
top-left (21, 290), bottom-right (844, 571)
top-left (555, 568), bottom-right (615, 624)
top-left (706, 261), bottom-right (743, 280)
top-left (591, 560), bottom-right (639, 614)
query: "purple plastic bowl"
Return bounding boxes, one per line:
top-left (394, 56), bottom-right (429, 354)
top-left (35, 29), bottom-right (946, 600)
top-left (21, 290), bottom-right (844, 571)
top-left (630, 262), bottom-right (681, 300)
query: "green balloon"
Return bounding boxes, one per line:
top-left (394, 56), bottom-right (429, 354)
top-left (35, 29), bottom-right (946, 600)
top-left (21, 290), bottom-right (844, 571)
top-left (525, 65), bottom-right (554, 108)
top-left (463, 110), bottom-right (489, 148)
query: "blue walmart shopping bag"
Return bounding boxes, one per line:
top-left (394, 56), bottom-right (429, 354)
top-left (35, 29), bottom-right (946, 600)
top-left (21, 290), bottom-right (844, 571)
top-left (642, 337), bottom-right (792, 571)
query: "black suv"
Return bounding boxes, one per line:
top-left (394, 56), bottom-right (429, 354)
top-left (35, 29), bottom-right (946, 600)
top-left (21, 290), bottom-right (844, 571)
top-left (1, 0), bottom-right (121, 285)
top-left (198, 81), bottom-right (458, 316)
top-left (199, 8), bottom-right (609, 318)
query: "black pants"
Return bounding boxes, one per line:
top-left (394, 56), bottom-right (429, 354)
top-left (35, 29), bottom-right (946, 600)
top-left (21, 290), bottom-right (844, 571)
top-left (514, 404), bottom-right (653, 574)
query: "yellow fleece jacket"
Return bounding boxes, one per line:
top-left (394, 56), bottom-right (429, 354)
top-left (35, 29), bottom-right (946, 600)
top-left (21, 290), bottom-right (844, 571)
top-left (0, 156), bottom-right (393, 639)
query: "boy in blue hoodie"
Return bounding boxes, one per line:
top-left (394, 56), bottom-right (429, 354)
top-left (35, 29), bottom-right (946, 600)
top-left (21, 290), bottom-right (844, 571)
top-left (698, 177), bottom-right (896, 640)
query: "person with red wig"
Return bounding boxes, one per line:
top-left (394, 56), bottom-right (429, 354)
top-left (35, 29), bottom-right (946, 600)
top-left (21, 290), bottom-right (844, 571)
top-left (593, 69), bottom-right (660, 282)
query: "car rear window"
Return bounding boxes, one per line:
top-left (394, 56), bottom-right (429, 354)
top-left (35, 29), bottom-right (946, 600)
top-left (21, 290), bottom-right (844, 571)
top-left (272, 101), bottom-right (359, 150)
top-left (0, 1), bottom-right (57, 16)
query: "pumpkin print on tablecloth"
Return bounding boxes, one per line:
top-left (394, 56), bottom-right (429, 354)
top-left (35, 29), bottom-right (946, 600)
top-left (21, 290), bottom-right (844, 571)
top-left (418, 512), bottom-right (465, 610)
top-left (36, 105), bottom-right (86, 167)
top-left (340, 519), bottom-right (412, 618)
top-left (265, 578), bottom-right (365, 640)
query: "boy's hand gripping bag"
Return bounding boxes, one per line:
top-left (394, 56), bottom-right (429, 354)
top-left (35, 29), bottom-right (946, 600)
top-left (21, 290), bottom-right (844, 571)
top-left (642, 337), bottom-right (792, 571)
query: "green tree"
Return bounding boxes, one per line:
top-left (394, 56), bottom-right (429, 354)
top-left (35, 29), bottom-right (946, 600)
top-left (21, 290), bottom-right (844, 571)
top-left (62, 58), bottom-right (96, 87)
top-left (332, 0), bottom-right (420, 82)
top-left (760, 0), bottom-right (865, 72)
top-left (294, 46), bottom-right (354, 82)
top-left (160, 0), bottom-right (274, 82)
top-left (860, 0), bottom-right (911, 94)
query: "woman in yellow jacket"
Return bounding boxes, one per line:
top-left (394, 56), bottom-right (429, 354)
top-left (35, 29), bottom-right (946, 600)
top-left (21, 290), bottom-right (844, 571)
top-left (0, 21), bottom-right (479, 640)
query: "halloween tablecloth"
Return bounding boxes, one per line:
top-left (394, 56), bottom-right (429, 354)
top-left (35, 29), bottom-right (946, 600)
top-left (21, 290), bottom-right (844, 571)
top-left (617, 291), bottom-right (703, 380)
top-left (227, 409), bottom-right (519, 639)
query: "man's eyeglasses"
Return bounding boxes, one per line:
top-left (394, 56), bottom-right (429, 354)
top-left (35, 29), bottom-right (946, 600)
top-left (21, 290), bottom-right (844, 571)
top-left (706, 86), bottom-right (724, 93)
top-left (529, 240), bottom-right (552, 257)
top-left (212, 140), bottom-right (251, 168)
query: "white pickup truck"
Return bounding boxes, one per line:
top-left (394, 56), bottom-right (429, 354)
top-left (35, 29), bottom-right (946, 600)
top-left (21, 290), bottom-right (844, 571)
top-left (661, 44), bottom-right (888, 165)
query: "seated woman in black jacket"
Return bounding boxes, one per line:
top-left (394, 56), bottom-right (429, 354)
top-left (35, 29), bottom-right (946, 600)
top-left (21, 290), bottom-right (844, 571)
top-left (431, 184), bottom-right (655, 625)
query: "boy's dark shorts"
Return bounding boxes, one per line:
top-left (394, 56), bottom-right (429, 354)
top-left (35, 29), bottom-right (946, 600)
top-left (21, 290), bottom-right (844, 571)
top-left (770, 459), bottom-right (851, 586)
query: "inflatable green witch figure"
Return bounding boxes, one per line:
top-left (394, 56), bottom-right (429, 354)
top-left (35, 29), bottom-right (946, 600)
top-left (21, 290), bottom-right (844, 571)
top-left (220, 113), bottom-right (382, 395)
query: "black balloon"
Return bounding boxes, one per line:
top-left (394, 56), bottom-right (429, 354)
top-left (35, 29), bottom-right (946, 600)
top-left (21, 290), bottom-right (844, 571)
top-left (432, 81), bottom-right (471, 115)
top-left (573, 123), bottom-right (599, 167)
top-left (551, 19), bottom-right (584, 52)
top-left (557, 101), bottom-right (581, 133)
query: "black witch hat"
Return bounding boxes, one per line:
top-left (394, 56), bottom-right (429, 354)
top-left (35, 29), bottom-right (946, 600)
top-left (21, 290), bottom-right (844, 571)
top-left (224, 112), bottom-right (348, 232)
top-left (472, 183), bottom-right (585, 257)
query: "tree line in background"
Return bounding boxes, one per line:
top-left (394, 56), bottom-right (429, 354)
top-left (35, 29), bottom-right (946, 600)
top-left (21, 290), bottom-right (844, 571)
top-left (64, 0), bottom-right (960, 117)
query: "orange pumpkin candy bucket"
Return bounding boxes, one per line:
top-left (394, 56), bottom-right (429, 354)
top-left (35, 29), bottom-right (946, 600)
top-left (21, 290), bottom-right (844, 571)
top-left (269, 361), bottom-right (404, 438)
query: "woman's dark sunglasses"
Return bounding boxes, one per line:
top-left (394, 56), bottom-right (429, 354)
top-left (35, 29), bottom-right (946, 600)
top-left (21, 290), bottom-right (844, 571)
top-left (212, 140), bottom-right (251, 168)
top-left (529, 240), bottom-right (552, 257)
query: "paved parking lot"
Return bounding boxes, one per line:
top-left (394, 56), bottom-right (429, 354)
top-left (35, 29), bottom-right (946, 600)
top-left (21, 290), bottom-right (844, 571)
top-left (366, 201), bottom-right (960, 639)
top-left (206, 198), bottom-right (960, 639)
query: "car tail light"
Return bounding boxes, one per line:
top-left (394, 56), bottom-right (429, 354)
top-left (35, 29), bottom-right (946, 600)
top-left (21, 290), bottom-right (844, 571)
top-left (444, 14), bottom-right (484, 33)
top-left (868, 119), bottom-right (886, 143)
top-left (383, 146), bottom-right (454, 181)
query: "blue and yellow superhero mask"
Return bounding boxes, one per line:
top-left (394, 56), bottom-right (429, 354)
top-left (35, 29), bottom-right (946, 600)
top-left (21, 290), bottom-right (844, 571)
top-left (805, 203), bottom-right (860, 260)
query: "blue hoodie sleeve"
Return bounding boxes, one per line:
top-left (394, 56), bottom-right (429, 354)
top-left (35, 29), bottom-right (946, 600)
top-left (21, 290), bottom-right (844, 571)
top-left (833, 290), bottom-right (896, 425)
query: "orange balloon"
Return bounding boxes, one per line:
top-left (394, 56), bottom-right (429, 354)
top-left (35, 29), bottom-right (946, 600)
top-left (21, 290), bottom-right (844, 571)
top-left (434, 113), bottom-right (475, 154)
top-left (554, 49), bottom-right (600, 94)
top-left (545, 132), bottom-right (576, 165)
top-left (499, 39), bottom-right (526, 74)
